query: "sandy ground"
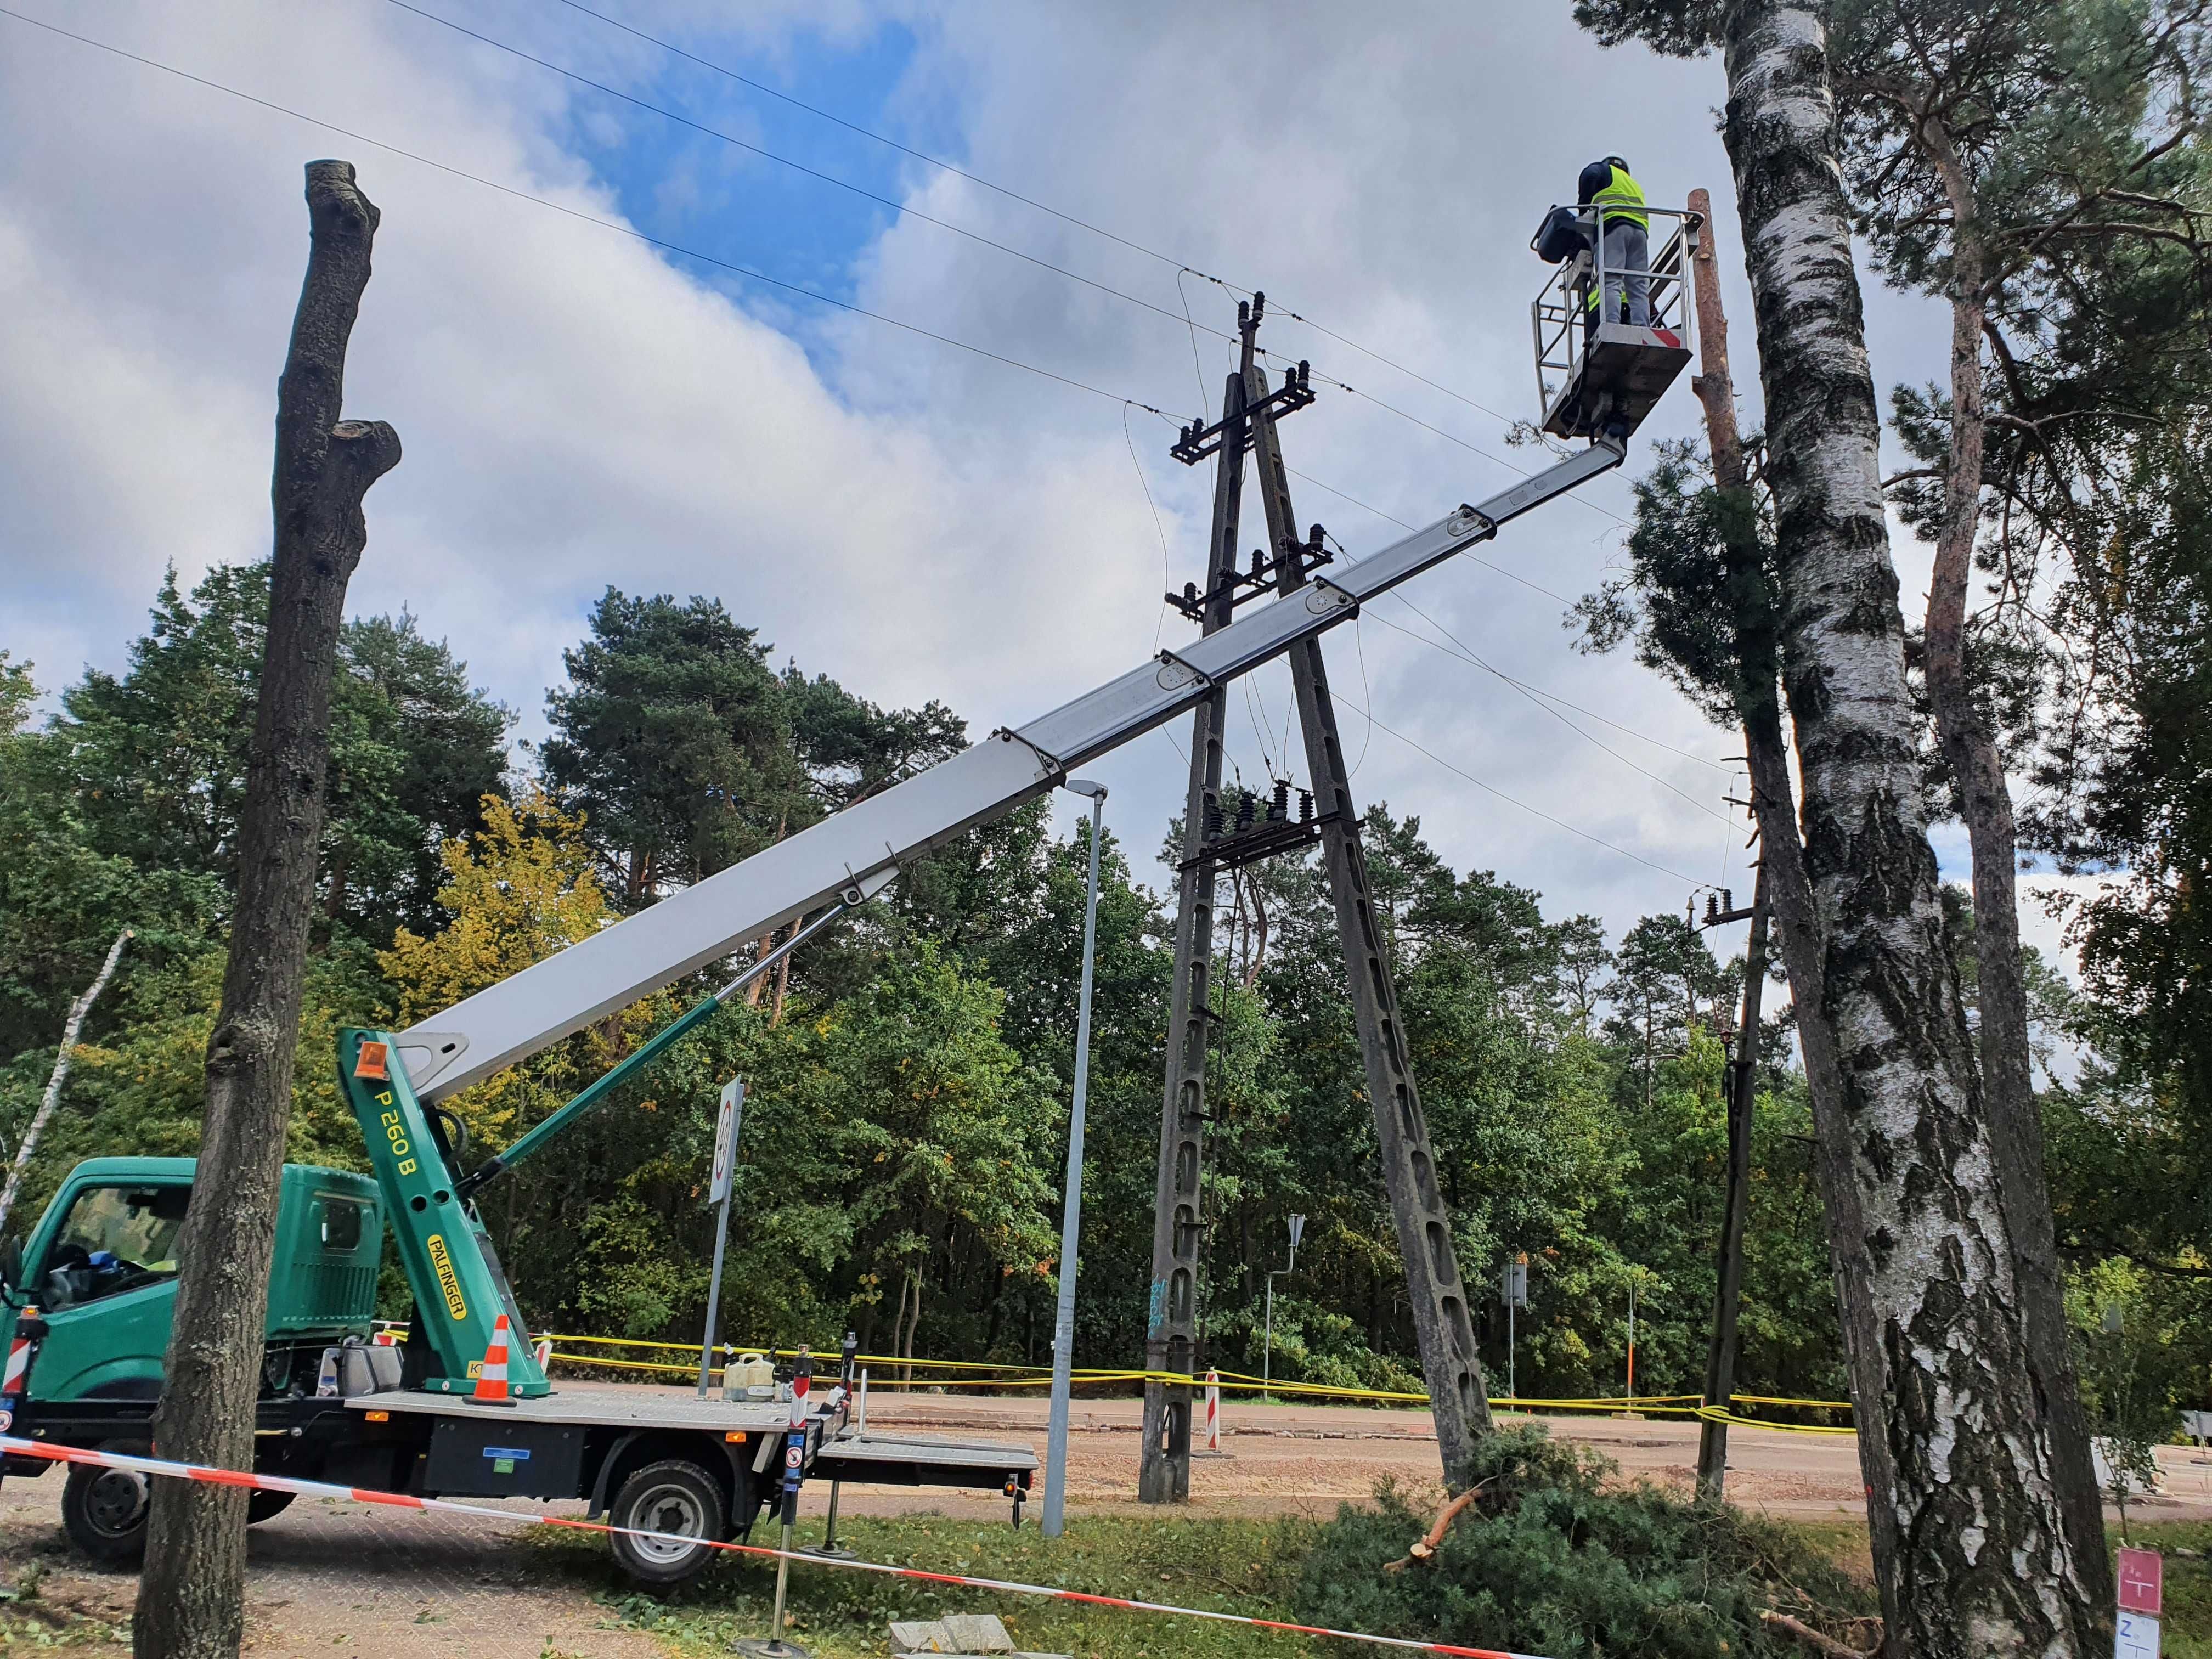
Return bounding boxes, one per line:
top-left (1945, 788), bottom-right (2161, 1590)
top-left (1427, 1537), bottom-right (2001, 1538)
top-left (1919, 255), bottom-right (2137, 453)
top-left (10, 1387), bottom-right (2212, 1655)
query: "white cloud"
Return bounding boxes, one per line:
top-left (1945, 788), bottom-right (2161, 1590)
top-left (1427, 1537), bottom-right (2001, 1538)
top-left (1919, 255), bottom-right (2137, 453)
top-left (0, 0), bottom-right (1994, 953)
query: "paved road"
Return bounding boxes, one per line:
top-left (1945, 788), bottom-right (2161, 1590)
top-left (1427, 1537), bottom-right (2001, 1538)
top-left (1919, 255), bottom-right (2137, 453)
top-left (10, 1387), bottom-right (2211, 1655)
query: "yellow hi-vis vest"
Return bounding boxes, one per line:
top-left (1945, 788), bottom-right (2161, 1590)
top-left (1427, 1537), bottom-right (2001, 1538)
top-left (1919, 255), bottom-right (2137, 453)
top-left (1594, 163), bottom-right (1649, 231)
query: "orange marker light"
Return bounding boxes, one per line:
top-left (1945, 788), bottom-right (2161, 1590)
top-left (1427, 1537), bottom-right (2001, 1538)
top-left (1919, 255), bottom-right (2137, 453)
top-left (364, 1410), bottom-right (391, 1423)
top-left (354, 1041), bottom-right (390, 1081)
top-left (725, 1431), bottom-right (747, 1443)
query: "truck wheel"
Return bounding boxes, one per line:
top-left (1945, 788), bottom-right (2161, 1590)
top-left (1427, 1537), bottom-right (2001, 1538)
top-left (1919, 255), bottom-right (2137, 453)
top-left (608, 1458), bottom-right (726, 1587)
top-left (63, 1462), bottom-right (149, 1564)
top-left (247, 1490), bottom-right (296, 1525)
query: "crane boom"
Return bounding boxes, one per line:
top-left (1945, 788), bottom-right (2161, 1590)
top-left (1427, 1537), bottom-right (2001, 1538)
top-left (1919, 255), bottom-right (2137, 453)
top-left (396, 437), bottom-right (1623, 1103)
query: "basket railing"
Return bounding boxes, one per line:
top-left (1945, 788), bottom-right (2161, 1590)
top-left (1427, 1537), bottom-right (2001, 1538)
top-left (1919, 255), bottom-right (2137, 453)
top-left (1531, 204), bottom-right (1700, 417)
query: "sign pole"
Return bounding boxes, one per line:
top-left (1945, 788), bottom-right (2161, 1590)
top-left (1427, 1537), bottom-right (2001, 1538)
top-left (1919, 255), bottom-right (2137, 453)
top-left (697, 1077), bottom-right (743, 1397)
top-left (1044, 781), bottom-right (1108, 1538)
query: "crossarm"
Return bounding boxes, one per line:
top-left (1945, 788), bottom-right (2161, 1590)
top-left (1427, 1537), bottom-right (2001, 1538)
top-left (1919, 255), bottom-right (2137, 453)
top-left (396, 438), bottom-right (1622, 1102)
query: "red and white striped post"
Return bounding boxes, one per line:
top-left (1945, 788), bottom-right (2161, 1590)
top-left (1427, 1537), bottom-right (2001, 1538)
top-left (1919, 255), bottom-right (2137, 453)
top-left (741, 1347), bottom-right (813, 1657)
top-left (2, 1316), bottom-right (36, 1429)
top-left (1204, 1369), bottom-right (1221, 1452)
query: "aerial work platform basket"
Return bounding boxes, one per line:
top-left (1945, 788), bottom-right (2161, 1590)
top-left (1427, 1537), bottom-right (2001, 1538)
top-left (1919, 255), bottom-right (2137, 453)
top-left (1530, 203), bottom-right (1700, 441)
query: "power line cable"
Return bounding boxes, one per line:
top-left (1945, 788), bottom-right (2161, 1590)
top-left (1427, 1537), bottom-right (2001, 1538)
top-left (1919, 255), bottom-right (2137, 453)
top-left (1260, 351), bottom-right (1632, 529)
top-left (1126, 402), bottom-right (1178, 657)
top-left (1174, 268), bottom-right (1214, 410)
top-left (381, 0), bottom-right (1240, 347)
top-left (418, 0), bottom-right (1640, 539)
top-left (1368, 599), bottom-right (1733, 774)
top-left (1365, 603), bottom-right (1734, 826)
top-left (408, 0), bottom-right (1601, 531)
top-left (550, 0), bottom-right (1201, 276)
top-left (544, 0), bottom-right (1640, 515)
top-left (1330, 692), bottom-right (1707, 888)
top-left (0, 6), bottom-right (1186, 420)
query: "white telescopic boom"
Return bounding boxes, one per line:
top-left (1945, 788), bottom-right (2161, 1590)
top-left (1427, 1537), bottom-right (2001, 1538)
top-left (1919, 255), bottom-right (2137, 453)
top-left (396, 439), bottom-right (1622, 1100)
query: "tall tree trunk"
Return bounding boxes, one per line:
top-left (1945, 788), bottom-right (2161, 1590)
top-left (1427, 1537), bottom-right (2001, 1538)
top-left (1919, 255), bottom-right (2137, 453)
top-left (136, 160), bottom-right (400, 1659)
top-left (1719, 7), bottom-right (2095, 1652)
top-left (0, 928), bottom-right (131, 1237)
top-left (1917, 112), bottom-right (2113, 1622)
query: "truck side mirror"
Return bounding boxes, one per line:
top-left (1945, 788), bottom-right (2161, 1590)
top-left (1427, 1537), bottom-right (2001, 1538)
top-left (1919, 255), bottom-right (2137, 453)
top-left (0, 1235), bottom-right (21, 1296)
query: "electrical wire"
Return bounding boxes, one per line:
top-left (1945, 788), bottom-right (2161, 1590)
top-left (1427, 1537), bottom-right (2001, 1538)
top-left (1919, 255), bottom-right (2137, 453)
top-left (0, 6), bottom-right (1189, 420)
top-left (1261, 352), bottom-right (1632, 530)
top-left (1370, 597), bottom-right (1734, 776)
top-left (1369, 603), bottom-right (1733, 827)
top-left (409, 0), bottom-right (1623, 548)
top-left (538, 0), bottom-right (1640, 529)
top-left (1348, 616), bottom-right (1374, 779)
top-left (7, 4), bottom-right (1701, 896)
top-left (1175, 268), bottom-right (1214, 411)
top-left (550, 0), bottom-right (1203, 277)
top-left (1329, 692), bottom-right (1708, 888)
top-left (1126, 402), bottom-right (1178, 657)
top-left (381, 0), bottom-right (1241, 348)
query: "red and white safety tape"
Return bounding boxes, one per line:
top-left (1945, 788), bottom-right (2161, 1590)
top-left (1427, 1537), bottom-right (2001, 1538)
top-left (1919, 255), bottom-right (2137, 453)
top-left (0, 1435), bottom-right (1547, 1658)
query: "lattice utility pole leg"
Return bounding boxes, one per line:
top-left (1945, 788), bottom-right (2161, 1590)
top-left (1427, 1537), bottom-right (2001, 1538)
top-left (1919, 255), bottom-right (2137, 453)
top-left (1246, 366), bottom-right (1494, 1483)
top-left (1139, 364), bottom-right (1251, 1505)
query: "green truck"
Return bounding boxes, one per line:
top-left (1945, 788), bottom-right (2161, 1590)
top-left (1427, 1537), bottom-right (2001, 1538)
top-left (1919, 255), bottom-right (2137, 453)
top-left (0, 1014), bottom-right (1034, 1583)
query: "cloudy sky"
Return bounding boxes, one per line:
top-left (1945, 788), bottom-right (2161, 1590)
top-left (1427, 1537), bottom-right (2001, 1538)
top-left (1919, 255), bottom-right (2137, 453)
top-left (4, 0), bottom-right (2081, 967)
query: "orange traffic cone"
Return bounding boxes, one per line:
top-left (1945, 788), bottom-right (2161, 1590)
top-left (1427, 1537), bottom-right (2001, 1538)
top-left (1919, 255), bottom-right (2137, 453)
top-left (473, 1312), bottom-right (516, 1404)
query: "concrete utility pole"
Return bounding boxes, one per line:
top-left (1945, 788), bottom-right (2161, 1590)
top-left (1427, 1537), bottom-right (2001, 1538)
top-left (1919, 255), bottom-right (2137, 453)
top-left (1245, 360), bottom-right (1494, 1478)
top-left (1138, 312), bottom-right (1259, 1504)
top-left (1697, 864), bottom-right (1768, 1500)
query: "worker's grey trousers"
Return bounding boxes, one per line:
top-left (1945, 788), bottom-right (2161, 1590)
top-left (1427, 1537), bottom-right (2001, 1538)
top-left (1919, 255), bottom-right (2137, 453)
top-left (1602, 221), bottom-right (1650, 326)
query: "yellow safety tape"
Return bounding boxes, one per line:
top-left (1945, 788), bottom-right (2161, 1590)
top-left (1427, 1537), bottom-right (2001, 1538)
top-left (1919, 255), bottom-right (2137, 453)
top-left (526, 1331), bottom-right (1852, 1420)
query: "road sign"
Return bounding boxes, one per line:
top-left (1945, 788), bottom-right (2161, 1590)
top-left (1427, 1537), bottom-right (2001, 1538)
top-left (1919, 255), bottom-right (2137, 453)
top-left (710, 1077), bottom-right (745, 1204)
top-left (2119, 1547), bottom-right (2163, 1615)
top-left (2117, 1611), bottom-right (2160, 1659)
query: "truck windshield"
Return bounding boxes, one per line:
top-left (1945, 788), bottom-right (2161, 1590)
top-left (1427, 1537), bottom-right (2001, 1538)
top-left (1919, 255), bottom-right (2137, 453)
top-left (41, 1184), bottom-right (189, 1311)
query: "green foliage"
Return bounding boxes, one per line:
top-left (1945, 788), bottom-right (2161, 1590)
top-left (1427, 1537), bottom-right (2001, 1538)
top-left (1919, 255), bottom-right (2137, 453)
top-left (1570, 439), bottom-right (1775, 727)
top-left (1296, 1425), bottom-right (1874, 1657)
top-left (42, 563), bottom-right (509, 943)
top-left (538, 589), bottom-right (963, 905)
top-left (1, 557), bottom-right (1858, 1409)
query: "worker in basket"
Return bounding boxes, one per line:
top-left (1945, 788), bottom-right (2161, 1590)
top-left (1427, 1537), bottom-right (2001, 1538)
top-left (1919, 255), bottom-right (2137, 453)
top-left (1578, 154), bottom-right (1650, 330)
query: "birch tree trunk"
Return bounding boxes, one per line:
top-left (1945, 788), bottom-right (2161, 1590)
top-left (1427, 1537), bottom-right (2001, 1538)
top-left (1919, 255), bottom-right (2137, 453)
top-left (1719, 5), bottom-right (2095, 1651)
top-left (136, 160), bottom-right (400, 1659)
top-left (0, 928), bottom-right (130, 1238)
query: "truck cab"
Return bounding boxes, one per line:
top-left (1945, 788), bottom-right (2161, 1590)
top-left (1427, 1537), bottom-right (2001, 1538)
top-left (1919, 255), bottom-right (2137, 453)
top-left (2, 1158), bottom-right (383, 1404)
top-left (1, 1157), bottom-right (386, 1557)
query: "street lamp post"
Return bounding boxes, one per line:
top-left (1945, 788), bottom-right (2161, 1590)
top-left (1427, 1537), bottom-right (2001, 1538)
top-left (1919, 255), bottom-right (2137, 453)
top-left (1043, 781), bottom-right (1107, 1539)
top-left (1262, 1214), bottom-right (1306, 1397)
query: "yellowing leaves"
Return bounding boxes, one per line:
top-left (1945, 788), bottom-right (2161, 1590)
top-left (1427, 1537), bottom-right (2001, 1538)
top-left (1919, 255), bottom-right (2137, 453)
top-left (377, 789), bottom-right (660, 1156)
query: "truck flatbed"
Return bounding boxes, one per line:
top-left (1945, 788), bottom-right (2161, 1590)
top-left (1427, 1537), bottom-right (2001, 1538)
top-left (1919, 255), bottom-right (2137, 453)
top-left (345, 1386), bottom-right (1038, 1486)
top-left (347, 1385), bottom-right (805, 1433)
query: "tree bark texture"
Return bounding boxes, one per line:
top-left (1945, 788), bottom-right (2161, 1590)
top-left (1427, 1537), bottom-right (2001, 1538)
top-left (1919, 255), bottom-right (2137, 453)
top-left (136, 160), bottom-right (399, 1659)
top-left (0, 928), bottom-right (130, 1238)
top-left (1719, 7), bottom-right (2095, 1653)
top-left (1918, 114), bottom-right (2112, 1628)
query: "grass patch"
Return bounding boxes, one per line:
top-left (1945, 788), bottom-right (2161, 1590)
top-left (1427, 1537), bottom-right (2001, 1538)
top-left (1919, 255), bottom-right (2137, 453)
top-left (531, 1511), bottom-right (1325, 1657)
